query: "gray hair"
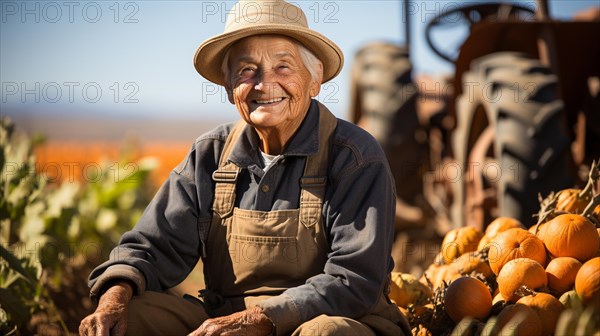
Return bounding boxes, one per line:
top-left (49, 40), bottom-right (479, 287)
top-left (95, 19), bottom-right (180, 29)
top-left (221, 41), bottom-right (322, 88)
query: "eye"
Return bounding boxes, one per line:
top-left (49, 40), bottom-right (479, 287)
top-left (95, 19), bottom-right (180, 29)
top-left (240, 66), bottom-right (256, 75)
top-left (277, 64), bottom-right (292, 73)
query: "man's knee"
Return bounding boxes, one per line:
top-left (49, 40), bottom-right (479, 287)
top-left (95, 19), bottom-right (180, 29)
top-left (126, 291), bottom-right (208, 336)
top-left (293, 315), bottom-right (376, 336)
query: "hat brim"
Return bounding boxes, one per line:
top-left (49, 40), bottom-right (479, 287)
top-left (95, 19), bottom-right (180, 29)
top-left (194, 25), bottom-right (344, 86)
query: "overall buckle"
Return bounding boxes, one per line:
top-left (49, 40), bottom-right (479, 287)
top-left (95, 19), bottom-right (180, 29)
top-left (212, 169), bottom-right (239, 183)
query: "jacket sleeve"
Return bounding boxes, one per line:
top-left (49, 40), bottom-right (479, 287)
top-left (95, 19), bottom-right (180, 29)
top-left (88, 149), bottom-right (204, 302)
top-left (257, 157), bottom-right (396, 335)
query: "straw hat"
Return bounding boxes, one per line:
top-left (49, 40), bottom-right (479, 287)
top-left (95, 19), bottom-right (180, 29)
top-left (194, 0), bottom-right (344, 86)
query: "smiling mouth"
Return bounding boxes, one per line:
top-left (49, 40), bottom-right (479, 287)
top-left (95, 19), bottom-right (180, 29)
top-left (253, 97), bottom-right (286, 105)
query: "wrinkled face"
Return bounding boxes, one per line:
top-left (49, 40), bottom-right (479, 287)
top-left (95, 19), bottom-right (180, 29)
top-left (225, 35), bottom-right (321, 133)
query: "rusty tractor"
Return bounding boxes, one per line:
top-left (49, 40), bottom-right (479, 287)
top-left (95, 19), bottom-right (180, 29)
top-left (350, 0), bottom-right (600, 271)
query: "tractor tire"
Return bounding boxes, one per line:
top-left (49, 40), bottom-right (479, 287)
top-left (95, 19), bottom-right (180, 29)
top-left (350, 42), bottom-right (425, 203)
top-left (453, 52), bottom-right (572, 228)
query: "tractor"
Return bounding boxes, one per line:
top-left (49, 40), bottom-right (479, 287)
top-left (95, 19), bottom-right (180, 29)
top-left (350, 0), bottom-right (600, 272)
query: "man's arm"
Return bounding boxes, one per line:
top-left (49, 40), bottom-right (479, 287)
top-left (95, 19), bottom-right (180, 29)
top-left (79, 281), bottom-right (133, 336)
top-left (86, 133), bottom-right (225, 301)
top-left (87, 165), bottom-right (203, 300)
top-left (79, 163), bottom-right (203, 334)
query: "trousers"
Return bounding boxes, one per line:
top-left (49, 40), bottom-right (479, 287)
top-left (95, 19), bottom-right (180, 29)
top-left (125, 291), bottom-right (380, 336)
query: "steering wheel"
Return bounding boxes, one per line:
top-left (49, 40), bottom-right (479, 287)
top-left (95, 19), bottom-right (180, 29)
top-left (425, 3), bottom-right (536, 63)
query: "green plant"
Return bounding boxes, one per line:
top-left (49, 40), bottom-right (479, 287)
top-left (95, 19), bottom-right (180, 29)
top-left (0, 116), bottom-right (157, 334)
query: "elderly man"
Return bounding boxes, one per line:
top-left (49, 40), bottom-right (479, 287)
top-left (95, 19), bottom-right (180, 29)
top-left (79, 1), bottom-right (409, 335)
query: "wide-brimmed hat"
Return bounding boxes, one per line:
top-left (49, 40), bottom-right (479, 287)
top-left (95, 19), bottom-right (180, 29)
top-left (194, 0), bottom-right (344, 86)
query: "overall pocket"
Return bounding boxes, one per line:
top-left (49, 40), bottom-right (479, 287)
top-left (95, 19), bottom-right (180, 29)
top-left (227, 234), bottom-right (301, 292)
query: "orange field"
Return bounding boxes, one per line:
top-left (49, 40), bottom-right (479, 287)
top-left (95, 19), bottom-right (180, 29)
top-left (34, 140), bottom-right (192, 189)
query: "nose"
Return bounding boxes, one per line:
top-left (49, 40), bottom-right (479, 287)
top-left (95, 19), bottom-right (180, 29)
top-left (253, 69), bottom-right (276, 92)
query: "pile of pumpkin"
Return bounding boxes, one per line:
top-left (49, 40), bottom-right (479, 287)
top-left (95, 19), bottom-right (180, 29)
top-left (389, 163), bottom-right (600, 335)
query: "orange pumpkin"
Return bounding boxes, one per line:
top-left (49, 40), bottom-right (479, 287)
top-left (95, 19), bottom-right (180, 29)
top-left (441, 227), bottom-right (483, 264)
top-left (540, 214), bottom-right (599, 262)
top-left (389, 272), bottom-right (432, 308)
top-left (554, 188), bottom-right (591, 214)
top-left (488, 228), bottom-right (547, 275)
top-left (495, 303), bottom-right (543, 336)
top-left (419, 252), bottom-right (447, 288)
top-left (493, 292), bottom-right (505, 305)
top-left (529, 223), bottom-right (540, 235)
top-left (575, 256), bottom-right (600, 304)
top-left (432, 251), bottom-right (446, 265)
top-left (414, 303), bottom-right (433, 315)
top-left (517, 293), bottom-right (564, 336)
top-left (440, 266), bottom-right (462, 287)
top-left (422, 264), bottom-right (457, 290)
top-left (485, 217), bottom-right (525, 237)
top-left (477, 235), bottom-right (492, 251)
top-left (478, 217), bottom-right (525, 250)
top-left (444, 276), bottom-right (492, 322)
top-left (545, 257), bottom-right (582, 297)
top-left (448, 251), bottom-right (494, 281)
top-left (497, 258), bottom-right (547, 303)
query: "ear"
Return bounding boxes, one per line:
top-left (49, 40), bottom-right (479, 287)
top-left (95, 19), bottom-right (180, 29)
top-left (309, 62), bottom-right (324, 97)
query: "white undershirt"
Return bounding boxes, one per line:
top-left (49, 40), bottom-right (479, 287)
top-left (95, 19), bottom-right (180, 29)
top-left (259, 151), bottom-right (281, 172)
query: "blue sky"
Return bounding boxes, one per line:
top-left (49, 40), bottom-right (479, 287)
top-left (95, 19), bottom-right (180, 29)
top-left (1, 0), bottom-right (597, 124)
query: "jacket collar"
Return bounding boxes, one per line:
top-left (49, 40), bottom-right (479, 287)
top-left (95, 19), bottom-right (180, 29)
top-left (228, 99), bottom-right (320, 167)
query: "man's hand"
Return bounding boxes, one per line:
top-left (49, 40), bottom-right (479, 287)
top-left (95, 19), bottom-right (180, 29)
top-left (79, 282), bottom-right (133, 336)
top-left (188, 306), bottom-right (274, 336)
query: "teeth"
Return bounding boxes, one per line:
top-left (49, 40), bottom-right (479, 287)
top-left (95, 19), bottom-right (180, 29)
top-left (256, 97), bottom-right (284, 104)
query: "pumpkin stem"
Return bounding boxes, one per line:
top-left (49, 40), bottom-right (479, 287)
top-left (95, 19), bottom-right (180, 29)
top-left (422, 272), bottom-right (434, 291)
top-left (535, 192), bottom-right (558, 226)
top-left (514, 285), bottom-right (537, 298)
top-left (474, 245), bottom-right (490, 261)
top-left (582, 194), bottom-right (600, 227)
top-left (578, 160), bottom-right (598, 199)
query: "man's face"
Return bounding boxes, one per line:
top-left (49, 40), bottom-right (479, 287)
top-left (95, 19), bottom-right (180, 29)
top-left (226, 35), bottom-right (321, 134)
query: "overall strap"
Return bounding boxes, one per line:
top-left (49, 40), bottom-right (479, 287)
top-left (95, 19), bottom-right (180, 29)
top-left (212, 121), bottom-right (246, 219)
top-left (300, 102), bottom-right (338, 228)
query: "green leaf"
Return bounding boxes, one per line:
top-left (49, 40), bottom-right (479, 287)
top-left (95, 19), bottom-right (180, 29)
top-left (6, 176), bottom-right (34, 207)
top-left (18, 210), bottom-right (45, 245)
top-left (0, 143), bottom-right (5, 174)
top-left (45, 182), bottom-right (79, 218)
top-left (0, 245), bottom-right (35, 286)
top-left (0, 219), bottom-right (10, 244)
top-left (96, 209), bottom-right (118, 233)
top-left (117, 190), bottom-right (136, 210)
top-left (1, 272), bottom-right (21, 288)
